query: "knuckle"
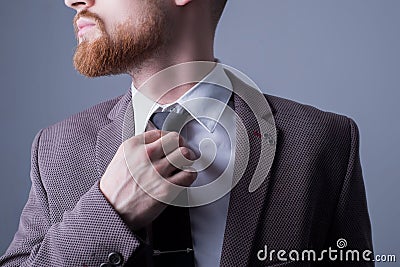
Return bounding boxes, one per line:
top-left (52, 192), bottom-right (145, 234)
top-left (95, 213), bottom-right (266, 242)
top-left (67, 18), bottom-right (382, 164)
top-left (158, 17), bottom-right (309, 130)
top-left (153, 129), bottom-right (163, 138)
top-left (145, 145), bottom-right (156, 157)
top-left (126, 136), bottom-right (140, 147)
top-left (168, 131), bottom-right (180, 141)
top-left (150, 129), bottom-right (161, 134)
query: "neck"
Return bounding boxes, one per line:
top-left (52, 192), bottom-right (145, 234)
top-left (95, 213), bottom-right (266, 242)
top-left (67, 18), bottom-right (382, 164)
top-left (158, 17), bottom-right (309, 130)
top-left (130, 56), bottom-right (216, 105)
top-left (129, 33), bottom-right (215, 105)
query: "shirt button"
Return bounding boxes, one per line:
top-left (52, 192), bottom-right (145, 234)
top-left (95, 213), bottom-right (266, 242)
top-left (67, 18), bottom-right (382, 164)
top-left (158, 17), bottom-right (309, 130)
top-left (99, 263), bottom-right (113, 267)
top-left (108, 252), bottom-right (123, 265)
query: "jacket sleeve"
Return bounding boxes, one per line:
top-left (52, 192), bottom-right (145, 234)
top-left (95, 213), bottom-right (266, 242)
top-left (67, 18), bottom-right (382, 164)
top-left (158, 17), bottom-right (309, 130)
top-left (0, 129), bottom-right (146, 266)
top-left (321, 118), bottom-right (374, 266)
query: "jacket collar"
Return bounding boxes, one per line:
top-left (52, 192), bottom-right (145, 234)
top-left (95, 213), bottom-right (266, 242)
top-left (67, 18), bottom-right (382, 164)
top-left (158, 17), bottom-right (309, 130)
top-left (131, 63), bottom-right (233, 134)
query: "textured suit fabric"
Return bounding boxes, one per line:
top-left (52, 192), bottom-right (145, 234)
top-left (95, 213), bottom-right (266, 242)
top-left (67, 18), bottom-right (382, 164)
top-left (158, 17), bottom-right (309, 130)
top-left (0, 74), bottom-right (373, 266)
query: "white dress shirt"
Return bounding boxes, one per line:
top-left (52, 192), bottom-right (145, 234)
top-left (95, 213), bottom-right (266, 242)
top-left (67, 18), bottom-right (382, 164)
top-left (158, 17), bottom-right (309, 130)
top-left (132, 64), bottom-right (236, 267)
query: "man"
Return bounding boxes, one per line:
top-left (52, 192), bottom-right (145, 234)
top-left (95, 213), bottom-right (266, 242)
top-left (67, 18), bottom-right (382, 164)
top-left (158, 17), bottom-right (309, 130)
top-left (1, 0), bottom-right (373, 266)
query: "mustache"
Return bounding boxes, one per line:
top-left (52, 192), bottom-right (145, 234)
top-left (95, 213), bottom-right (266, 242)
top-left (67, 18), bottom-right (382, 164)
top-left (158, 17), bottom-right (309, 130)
top-left (73, 10), bottom-right (105, 35)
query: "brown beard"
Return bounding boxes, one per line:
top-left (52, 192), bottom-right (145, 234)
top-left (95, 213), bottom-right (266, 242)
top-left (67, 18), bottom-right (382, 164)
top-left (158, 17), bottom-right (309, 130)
top-left (73, 4), bottom-right (166, 77)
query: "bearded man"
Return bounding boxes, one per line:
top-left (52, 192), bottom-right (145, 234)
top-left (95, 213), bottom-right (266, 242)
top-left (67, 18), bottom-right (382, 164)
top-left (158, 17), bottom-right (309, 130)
top-left (1, 0), bottom-right (373, 266)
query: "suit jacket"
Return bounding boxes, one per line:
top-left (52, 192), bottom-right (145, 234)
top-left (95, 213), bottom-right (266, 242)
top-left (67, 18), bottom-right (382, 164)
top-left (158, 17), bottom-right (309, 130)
top-left (0, 73), bottom-right (373, 267)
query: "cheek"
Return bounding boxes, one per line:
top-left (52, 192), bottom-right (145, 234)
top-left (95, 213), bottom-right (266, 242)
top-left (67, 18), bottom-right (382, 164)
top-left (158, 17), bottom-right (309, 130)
top-left (103, 14), bottom-right (139, 36)
top-left (104, 0), bottom-right (143, 20)
top-left (96, 1), bottom-right (134, 30)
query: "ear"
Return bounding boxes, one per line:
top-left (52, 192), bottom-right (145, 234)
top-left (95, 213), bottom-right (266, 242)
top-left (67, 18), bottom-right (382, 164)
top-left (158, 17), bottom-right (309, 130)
top-left (175, 0), bottom-right (192, 7)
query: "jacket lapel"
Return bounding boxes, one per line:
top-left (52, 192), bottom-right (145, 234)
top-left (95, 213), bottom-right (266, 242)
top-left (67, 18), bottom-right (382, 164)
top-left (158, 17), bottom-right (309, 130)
top-left (95, 90), bottom-right (135, 178)
top-left (220, 72), bottom-right (278, 267)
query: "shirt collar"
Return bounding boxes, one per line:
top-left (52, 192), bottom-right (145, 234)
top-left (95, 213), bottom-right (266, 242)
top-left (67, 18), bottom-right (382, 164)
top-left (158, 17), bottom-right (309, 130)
top-left (132, 63), bottom-right (232, 135)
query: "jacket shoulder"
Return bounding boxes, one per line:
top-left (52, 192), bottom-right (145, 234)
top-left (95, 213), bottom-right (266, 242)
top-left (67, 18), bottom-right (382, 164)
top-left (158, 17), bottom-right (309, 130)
top-left (37, 94), bottom-right (125, 150)
top-left (265, 94), bottom-right (353, 129)
top-left (45, 94), bottom-right (123, 134)
top-left (264, 94), bottom-right (357, 152)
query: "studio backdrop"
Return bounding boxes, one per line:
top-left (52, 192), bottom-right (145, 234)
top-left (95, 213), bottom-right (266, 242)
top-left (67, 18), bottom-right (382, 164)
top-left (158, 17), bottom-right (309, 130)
top-left (0, 1), bottom-right (399, 265)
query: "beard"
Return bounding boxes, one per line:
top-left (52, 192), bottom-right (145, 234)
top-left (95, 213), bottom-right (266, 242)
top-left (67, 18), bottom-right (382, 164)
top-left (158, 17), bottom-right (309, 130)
top-left (73, 5), bottom-right (166, 77)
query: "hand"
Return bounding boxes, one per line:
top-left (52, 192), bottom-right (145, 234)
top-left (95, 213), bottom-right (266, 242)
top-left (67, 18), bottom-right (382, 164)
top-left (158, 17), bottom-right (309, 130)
top-left (99, 130), bottom-right (197, 230)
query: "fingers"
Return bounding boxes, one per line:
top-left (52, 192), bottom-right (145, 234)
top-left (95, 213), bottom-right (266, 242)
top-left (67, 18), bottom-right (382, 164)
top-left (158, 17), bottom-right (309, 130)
top-left (143, 129), bottom-right (163, 144)
top-left (128, 130), bottom-right (196, 183)
top-left (165, 146), bottom-right (197, 170)
top-left (168, 167), bottom-right (197, 187)
top-left (145, 131), bottom-right (186, 161)
top-left (155, 146), bottom-right (197, 177)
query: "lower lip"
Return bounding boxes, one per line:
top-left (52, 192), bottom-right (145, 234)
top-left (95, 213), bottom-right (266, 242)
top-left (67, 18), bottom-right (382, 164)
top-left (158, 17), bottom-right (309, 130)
top-left (78, 25), bottom-right (96, 37)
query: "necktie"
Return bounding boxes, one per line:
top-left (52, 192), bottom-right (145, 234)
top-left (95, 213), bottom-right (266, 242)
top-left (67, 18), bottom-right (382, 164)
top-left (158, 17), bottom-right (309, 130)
top-left (150, 109), bottom-right (191, 132)
top-left (149, 108), bottom-right (195, 267)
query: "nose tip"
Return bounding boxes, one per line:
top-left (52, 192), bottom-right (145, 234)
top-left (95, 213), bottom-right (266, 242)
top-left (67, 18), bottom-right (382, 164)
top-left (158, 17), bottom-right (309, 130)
top-left (64, 0), bottom-right (94, 11)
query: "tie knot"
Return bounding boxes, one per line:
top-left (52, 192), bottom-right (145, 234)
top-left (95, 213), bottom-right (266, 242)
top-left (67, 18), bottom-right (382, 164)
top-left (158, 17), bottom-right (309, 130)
top-left (150, 109), bottom-right (191, 132)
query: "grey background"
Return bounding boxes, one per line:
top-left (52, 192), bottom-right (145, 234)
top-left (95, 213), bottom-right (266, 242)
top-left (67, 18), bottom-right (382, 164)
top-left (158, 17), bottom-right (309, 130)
top-left (0, 0), bottom-right (399, 265)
